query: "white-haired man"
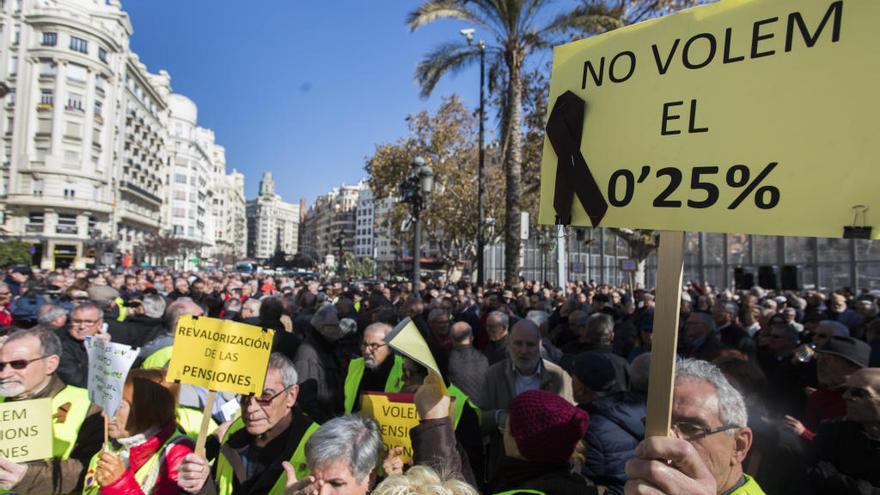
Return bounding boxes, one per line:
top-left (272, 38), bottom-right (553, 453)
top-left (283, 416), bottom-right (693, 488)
top-left (625, 358), bottom-right (764, 494)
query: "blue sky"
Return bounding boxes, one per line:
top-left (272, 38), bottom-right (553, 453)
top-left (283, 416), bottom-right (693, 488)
top-left (123, 1), bottom-right (559, 204)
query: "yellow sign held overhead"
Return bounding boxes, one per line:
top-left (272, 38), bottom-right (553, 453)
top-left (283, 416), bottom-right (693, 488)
top-left (386, 317), bottom-right (447, 395)
top-left (0, 398), bottom-right (53, 463)
top-left (539, 0), bottom-right (880, 239)
top-left (167, 315), bottom-right (274, 395)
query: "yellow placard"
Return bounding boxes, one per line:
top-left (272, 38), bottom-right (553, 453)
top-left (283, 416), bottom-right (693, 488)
top-left (0, 398), bottom-right (53, 462)
top-left (386, 318), bottom-right (447, 395)
top-left (360, 392), bottom-right (420, 464)
top-left (539, 0), bottom-right (880, 239)
top-left (167, 315), bottom-right (274, 395)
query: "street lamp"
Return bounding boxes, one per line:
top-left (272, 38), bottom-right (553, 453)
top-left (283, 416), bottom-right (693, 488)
top-left (400, 156), bottom-right (434, 299)
top-left (461, 28), bottom-right (486, 288)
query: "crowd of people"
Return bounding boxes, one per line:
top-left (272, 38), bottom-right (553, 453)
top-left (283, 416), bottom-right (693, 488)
top-left (0, 264), bottom-right (878, 495)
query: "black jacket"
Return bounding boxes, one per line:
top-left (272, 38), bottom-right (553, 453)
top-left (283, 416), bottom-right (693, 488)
top-left (55, 327), bottom-right (88, 388)
top-left (490, 457), bottom-right (597, 495)
top-left (292, 328), bottom-right (344, 423)
top-left (805, 419), bottom-right (880, 494)
top-left (108, 315), bottom-right (164, 348)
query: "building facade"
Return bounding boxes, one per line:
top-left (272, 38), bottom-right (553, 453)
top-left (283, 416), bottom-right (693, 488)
top-left (246, 171), bottom-right (299, 260)
top-left (302, 181), bottom-right (362, 264)
top-left (213, 168), bottom-right (246, 261)
top-left (0, 0), bottom-right (131, 268)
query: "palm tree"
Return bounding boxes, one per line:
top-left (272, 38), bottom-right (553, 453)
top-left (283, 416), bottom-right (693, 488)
top-left (408, 0), bottom-right (563, 286)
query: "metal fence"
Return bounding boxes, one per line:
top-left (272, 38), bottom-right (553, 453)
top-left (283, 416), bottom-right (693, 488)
top-left (483, 228), bottom-right (880, 291)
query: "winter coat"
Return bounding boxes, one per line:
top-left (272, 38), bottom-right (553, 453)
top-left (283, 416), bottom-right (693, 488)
top-left (93, 422), bottom-right (193, 495)
top-left (583, 391), bottom-right (646, 495)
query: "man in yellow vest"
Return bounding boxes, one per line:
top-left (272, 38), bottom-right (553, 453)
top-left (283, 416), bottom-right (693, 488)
top-left (176, 353), bottom-right (318, 495)
top-left (0, 326), bottom-right (103, 494)
top-left (343, 322), bottom-right (405, 414)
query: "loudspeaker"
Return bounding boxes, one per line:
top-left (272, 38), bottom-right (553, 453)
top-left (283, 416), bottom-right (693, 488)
top-left (734, 267), bottom-right (747, 290)
top-left (743, 272), bottom-right (755, 289)
top-left (781, 265), bottom-right (801, 291)
top-left (758, 265), bottom-right (778, 290)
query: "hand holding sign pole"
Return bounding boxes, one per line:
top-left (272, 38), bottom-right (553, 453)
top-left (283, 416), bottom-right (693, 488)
top-left (539, 0), bottom-right (880, 437)
top-left (166, 315), bottom-right (274, 457)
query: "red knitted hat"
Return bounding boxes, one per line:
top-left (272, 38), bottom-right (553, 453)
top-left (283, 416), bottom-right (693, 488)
top-left (508, 390), bottom-right (589, 463)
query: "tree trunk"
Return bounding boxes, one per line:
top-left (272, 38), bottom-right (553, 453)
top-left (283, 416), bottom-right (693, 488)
top-left (504, 54), bottom-right (524, 287)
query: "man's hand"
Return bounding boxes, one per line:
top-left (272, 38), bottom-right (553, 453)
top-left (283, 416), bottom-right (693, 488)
top-left (414, 373), bottom-right (450, 420)
top-left (177, 453), bottom-right (211, 493)
top-left (783, 415), bottom-right (806, 436)
top-left (382, 446), bottom-right (406, 477)
top-left (95, 451), bottom-right (125, 486)
top-left (0, 459), bottom-right (27, 490)
top-left (624, 436), bottom-right (716, 495)
top-left (282, 461), bottom-right (325, 495)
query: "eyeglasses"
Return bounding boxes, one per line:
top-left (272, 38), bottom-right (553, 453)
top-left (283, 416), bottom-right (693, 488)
top-left (361, 342), bottom-right (387, 352)
top-left (0, 356), bottom-right (49, 371)
top-left (243, 384), bottom-right (293, 406)
top-left (71, 319), bottom-right (99, 326)
top-left (671, 421), bottom-right (739, 440)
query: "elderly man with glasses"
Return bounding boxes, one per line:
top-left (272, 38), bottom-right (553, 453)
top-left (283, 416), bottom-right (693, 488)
top-left (55, 302), bottom-right (108, 388)
top-left (0, 327), bottom-right (103, 494)
top-left (624, 359), bottom-right (765, 495)
top-left (177, 353), bottom-right (318, 495)
top-left (342, 322), bottom-right (404, 414)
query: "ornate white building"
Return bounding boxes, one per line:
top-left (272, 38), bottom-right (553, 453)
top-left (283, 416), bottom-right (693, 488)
top-left (246, 172), bottom-right (299, 260)
top-left (0, 0), bottom-right (243, 269)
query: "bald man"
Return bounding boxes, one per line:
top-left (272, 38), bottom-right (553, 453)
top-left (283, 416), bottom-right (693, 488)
top-left (447, 321), bottom-right (489, 405)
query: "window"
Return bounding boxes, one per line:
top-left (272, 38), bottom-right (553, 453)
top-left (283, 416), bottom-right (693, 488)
top-left (66, 93), bottom-right (84, 112)
top-left (69, 36), bottom-right (88, 54)
top-left (12, 29), bottom-right (19, 46)
top-left (172, 225), bottom-right (184, 235)
top-left (57, 214), bottom-right (77, 234)
top-left (31, 179), bottom-right (43, 196)
top-left (63, 188), bottom-right (75, 198)
top-left (94, 100), bottom-right (102, 116)
top-left (98, 47), bottom-right (107, 63)
top-left (39, 60), bottom-right (57, 77)
top-left (174, 173), bottom-right (187, 184)
top-left (173, 207), bottom-right (185, 218)
top-left (41, 32), bottom-right (57, 46)
top-left (173, 189), bottom-right (186, 200)
top-left (39, 90), bottom-right (53, 105)
top-left (8, 56), bottom-right (17, 76)
top-left (67, 63), bottom-right (87, 83)
top-left (95, 76), bottom-right (106, 92)
top-left (28, 212), bottom-right (44, 225)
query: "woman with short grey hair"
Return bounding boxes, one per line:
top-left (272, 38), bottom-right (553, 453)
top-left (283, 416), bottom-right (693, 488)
top-left (283, 415), bottom-right (381, 495)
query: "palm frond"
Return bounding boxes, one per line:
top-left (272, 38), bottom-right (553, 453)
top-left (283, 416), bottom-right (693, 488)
top-left (407, 0), bottom-right (488, 31)
top-left (414, 41), bottom-right (481, 98)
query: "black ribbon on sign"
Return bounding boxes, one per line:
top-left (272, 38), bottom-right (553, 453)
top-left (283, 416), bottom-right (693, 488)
top-left (545, 90), bottom-right (608, 227)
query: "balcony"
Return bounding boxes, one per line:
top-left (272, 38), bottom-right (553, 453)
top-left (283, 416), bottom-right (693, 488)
top-left (119, 180), bottom-right (161, 205)
top-left (36, 102), bottom-right (53, 112)
top-left (55, 224), bottom-right (78, 235)
top-left (25, 224), bottom-right (44, 233)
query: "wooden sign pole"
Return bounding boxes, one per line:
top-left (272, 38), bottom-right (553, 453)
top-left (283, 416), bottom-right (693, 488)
top-left (645, 230), bottom-right (685, 437)
top-left (194, 390), bottom-right (217, 457)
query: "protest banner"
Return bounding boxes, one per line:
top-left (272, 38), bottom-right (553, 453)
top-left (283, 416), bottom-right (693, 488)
top-left (166, 315), bottom-right (274, 455)
top-left (84, 337), bottom-right (138, 419)
top-left (0, 398), bottom-right (53, 463)
top-left (85, 337), bottom-right (139, 446)
top-left (538, 0), bottom-right (880, 437)
top-left (360, 392), bottom-right (420, 464)
top-left (539, 0), bottom-right (879, 239)
top-left (386, 317), bottom-right (447, 395)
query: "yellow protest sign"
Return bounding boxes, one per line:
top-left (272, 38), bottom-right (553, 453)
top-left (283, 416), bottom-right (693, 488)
top-left (386, 318), bottom-right (447, 395)
top-left (0, 399), bottom-right (53, 462)
top-left (360, 392), bottom-right (420, 463)
top-left (167, 315), bottom-right (274, 395)
top-left (539, 0), bottom-right (880, 239)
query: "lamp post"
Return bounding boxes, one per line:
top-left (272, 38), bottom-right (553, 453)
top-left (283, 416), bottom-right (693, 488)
top-left (461, 28), bottom-right (486, 288)
top-left (400, 157), bottom-right (434, 299)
